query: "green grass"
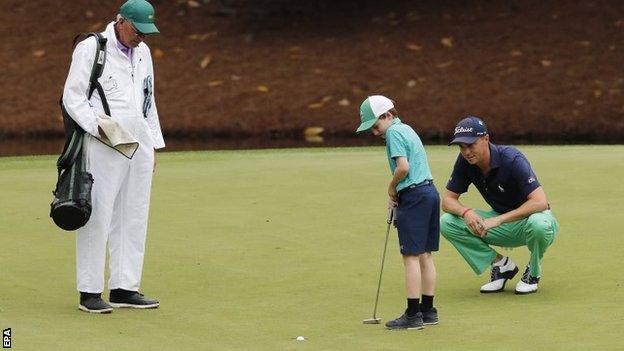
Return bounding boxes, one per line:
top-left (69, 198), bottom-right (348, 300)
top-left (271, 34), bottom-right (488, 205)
top-left (1, 145), bottom-right (623, 350)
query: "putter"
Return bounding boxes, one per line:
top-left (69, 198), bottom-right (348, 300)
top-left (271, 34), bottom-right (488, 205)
top-left (363, 208), bottom-right (394, 324)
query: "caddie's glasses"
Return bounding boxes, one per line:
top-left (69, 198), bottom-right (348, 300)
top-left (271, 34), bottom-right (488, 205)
top-left (126, 19), bottom-right (146, 37)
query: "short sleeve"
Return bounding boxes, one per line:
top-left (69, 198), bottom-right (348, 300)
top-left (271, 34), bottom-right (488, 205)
top-left (510, 155), bottom-right (541, 197)
top-left (446, 154), bottom-right (471, 194)
top-left (386, 129), bottom-right (407, 159)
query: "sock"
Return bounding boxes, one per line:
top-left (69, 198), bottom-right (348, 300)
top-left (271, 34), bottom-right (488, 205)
top-left (492, 256), bottom-right (508, 267)
top-left (406, 298), bottom-right (420, 317)
top-left (421, 295), bottom-right (434, 312)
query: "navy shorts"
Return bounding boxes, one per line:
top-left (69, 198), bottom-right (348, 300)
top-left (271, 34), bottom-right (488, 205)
top-left (394, 182), bottom-right (440, 255)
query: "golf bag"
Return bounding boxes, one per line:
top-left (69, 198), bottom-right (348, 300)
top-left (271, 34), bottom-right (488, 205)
top-left (50, 32), bottom-right (109, 231)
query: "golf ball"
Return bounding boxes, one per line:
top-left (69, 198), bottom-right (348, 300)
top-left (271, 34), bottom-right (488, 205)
top-left (296, 336), bottom-right (305, 341)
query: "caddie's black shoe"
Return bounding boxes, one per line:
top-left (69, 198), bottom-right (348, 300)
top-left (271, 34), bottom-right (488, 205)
top-left (385, 312), bottom-right (424, 330)
top-left (79, 292), bottom-right (113, 314)
top-left (109, 289), bottom-right (159, 309)
top-left (515, 265), bottom-right (540, 294)
top-left (421, 307), bottom-right (439, 325)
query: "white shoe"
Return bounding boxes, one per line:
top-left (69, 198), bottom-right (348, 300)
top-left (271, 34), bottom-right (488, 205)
top-left (515, 266), bottom-right (540, 294)
top-left (480, 257), bottom-right (519, 293)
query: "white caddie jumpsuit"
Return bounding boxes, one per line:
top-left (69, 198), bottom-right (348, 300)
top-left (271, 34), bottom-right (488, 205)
top-left (62, 22), bottom-right (165, 293)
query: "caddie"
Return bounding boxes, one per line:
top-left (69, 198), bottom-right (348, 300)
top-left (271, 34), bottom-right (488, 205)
top-left (440, 116), bottom-right (559, 294)
top-left (62, 0), bottom-right (165, 313)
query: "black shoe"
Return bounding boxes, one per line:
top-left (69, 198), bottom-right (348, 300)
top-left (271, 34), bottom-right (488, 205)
top-left (109, 289), bottom-right (159, 309)
top-left (79, 292), bottom-right (113, 314)
top-left (385, 312), bottom-right (424, 330)
top-left (421, 307), bottom-right (438, 325)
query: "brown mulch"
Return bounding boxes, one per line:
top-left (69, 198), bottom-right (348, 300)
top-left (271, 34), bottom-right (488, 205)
top-left (1, 0), bottom-right (623, 148)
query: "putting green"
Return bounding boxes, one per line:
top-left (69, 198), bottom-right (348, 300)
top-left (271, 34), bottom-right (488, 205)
top-left (0, 145), bottom-right (622, 350)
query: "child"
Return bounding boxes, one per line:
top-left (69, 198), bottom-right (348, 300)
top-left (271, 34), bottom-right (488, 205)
top-left (356, 95), bottom-right (440, 330)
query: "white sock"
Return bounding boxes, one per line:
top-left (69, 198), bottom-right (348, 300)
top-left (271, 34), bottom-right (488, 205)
top-left (492, 256), bottom-right (508, 267)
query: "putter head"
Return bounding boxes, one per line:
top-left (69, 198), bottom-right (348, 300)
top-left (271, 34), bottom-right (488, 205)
top-left (362, 317), bottom-right (381, 324)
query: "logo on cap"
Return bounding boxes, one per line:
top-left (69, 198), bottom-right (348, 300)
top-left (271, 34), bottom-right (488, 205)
top-left (448, 116), bottom-right (487, 145)
top-left (454, 126), bottom-right (473, 135)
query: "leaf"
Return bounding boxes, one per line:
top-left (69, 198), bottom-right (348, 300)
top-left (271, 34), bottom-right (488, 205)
top-left (304, 127), bottom-right (324, 137)
top-left (338, 99), bottom-right (350, 106)
top-left (200, 55), bottom-right (211, 68)
top-left (436, 61), bottom-right (453, 68)
top-left (153, 48), bottom-right (165, 58)
top-left (406, 43), bottom-right (422, 52)
top-left (85, 10), bottom-right (94, 18)
top-left (304, 135), bottom-right (324, 143)
top-left (257, 85), bottom-right (269, 93)
top-left (32, 50), bottom-right (45, 57)
top-left (441, 37), bottom-right (454, 48)
top-left (187, 0), bottom-right (200, 8)
top-left (510, 50), bottom-right (523, 57)
top-left (307, 103), bottom-right (323, 109)
top-left (406, 80), bottom-right (416, 88)
top-left (321, 95), bottom-right (333, 103)
top-left (540, 60), bottom-right (552, 67)
top-left (208, 80), bottom-right (224, 87)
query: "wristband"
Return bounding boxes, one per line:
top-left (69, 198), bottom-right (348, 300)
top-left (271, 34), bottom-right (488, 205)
top-left (460, 208), bottom-right (472, 218)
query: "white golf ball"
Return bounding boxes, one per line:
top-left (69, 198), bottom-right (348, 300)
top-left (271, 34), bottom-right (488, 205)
top-left (296, 336), bottom-right (305, 341)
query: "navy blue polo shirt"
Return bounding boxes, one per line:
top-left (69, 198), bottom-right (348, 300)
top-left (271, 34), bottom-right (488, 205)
top-left (446, 143), bottom-right (540, 213)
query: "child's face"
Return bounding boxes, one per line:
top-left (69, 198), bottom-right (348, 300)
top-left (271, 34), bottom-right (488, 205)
top-left (371, 114), bottom-right (393, 138)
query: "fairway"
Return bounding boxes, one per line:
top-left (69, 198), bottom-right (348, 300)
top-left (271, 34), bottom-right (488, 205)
top-left (1, 145), bottom-right (623, 350)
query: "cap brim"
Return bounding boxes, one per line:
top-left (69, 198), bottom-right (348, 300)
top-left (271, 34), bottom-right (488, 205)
top-left (448, 136), bottom-right (479, 146)
top-left (134, 22), bottom-right (159, 34)
top-left (356, 118), bottom-right (378, 133)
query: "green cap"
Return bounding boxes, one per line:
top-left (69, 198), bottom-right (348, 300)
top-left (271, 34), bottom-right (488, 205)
top-left (356, 95), bottom-right (394, 133)
top-left (120, 0), bottom-right (159, 34)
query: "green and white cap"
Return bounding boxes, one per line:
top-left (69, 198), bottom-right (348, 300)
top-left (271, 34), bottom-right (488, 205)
top-left (356, 95), bottom-right (394, 133)
top-left (120, 0), bottom-right (159, 34)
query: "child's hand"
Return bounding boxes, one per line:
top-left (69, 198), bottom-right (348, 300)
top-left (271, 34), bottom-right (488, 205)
top-left (388, 198), bottom-right (398, 209)
top-left (388, 185), bottom-right (398, 203)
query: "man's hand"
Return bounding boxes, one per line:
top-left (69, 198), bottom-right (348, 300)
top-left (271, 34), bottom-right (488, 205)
top-left (463, 210), bottom-right (487, 237)
top-left (482, 216), bottom-right (503, 234)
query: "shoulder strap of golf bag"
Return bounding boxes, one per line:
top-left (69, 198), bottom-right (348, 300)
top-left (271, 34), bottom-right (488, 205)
top-left (57, 32), bottom-right (109, 170)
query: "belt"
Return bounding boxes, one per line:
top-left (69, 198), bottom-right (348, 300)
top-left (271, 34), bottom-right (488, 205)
top-left (398, 179), bottom-right (433, 194)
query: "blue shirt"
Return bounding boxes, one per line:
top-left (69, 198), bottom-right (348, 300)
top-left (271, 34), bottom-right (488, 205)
top-left (385, 118), bottom-right (434, 192)
top-left (446, 143), bottom-right (540, 213)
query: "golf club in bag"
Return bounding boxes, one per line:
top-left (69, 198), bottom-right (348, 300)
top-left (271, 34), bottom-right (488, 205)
top-left (363, 208), bottom-right (394, 324)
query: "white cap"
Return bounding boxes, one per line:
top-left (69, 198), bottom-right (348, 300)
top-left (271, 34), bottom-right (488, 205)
top-left (356, 95), bottom-right (395, 133)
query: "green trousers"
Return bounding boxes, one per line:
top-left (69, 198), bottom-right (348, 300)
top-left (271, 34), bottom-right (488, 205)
top-left (440, 209), bottom-right (559, 277)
